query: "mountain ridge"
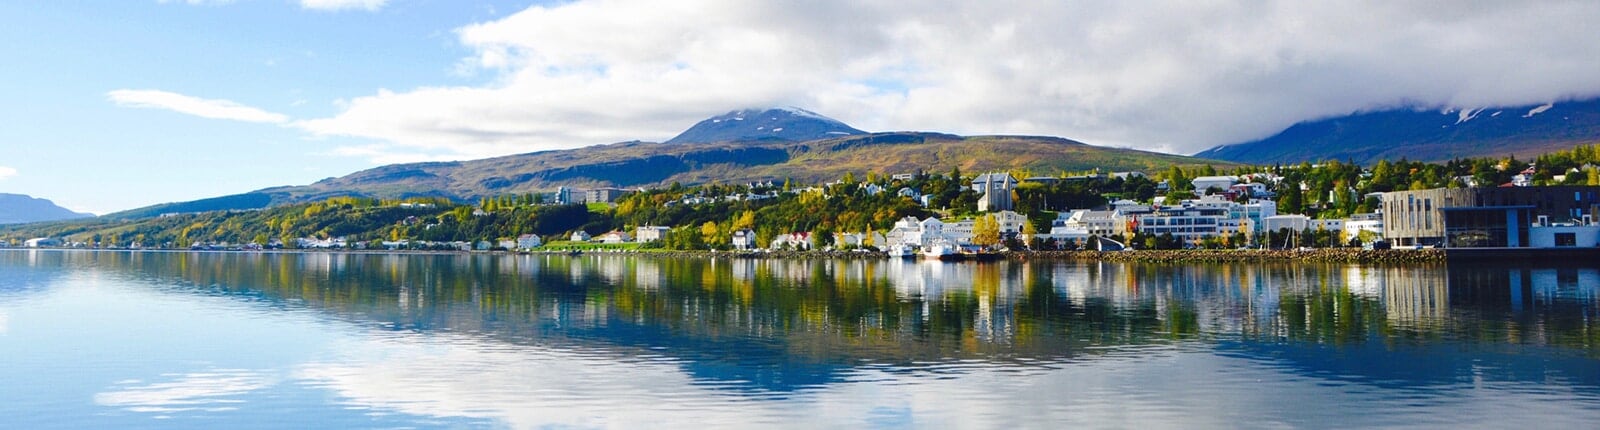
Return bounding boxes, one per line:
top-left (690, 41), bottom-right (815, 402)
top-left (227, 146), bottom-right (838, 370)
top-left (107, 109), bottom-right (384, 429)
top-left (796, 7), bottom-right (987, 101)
top-left (1195, 98), bottom-right (1600, 165)
top-left (106, 131), bottom-right (1232, 218)
top-left (0, 193), bottom-right (94, 224)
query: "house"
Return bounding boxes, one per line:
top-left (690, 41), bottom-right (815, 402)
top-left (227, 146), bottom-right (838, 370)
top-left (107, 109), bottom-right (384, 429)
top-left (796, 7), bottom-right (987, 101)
top-left (861, 183), bottom-right (885, 196)
top-left (475, 240), bottom-right (494, 251)
top-left (770, 232), bottom-right (813, 250)
top-left (599, 230), bottom-right (633, 244)
top-left (497, 239), bottom-right (517, 250)
top-left (731, 229), bottom-right (756, 250)
top-left (636, 226), bottom-right (670, 243)
top-left (896, 187), bottom-right (921, 199)
top-left (516, 234), bottom-right (542, 250)
top-left (837, 231), bottom-right (887, 248)
top-left (570, 231), bottom-right (592, 242)
top-left (972, 172), bottom-right (1018, 212)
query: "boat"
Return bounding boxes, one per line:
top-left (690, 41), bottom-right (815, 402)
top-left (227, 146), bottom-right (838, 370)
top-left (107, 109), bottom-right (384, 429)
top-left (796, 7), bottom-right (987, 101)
top-left (921, 243), bottom-right (960, 261)
top-left (887, 244), bottom-right (916, 258)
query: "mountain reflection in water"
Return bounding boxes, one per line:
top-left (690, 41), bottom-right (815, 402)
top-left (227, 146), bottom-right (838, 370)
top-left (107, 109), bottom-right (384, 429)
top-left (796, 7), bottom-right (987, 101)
top-left (1, 250), bottom-right (1597, 428)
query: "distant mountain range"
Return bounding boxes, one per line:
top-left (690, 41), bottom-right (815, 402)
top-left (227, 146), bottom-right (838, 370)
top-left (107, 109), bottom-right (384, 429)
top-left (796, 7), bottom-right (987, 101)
top-left (1195, 98), bottom-right (1600, 165)
top-left (106, 108), bottom-right (1232, 219)
top-left (0, 193), bottom-right (93, 224)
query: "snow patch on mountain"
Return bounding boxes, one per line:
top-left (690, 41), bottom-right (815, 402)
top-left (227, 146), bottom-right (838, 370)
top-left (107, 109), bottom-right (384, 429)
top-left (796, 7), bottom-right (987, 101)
top-left (1525, 103), bottom-right (1554, 118)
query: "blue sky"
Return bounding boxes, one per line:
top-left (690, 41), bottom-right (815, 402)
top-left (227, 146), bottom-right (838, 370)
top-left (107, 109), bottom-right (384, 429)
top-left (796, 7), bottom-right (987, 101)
top-left (3, 1), bottom-right (1599, 214)
top-left (0, 1), bottom-right (533, 213)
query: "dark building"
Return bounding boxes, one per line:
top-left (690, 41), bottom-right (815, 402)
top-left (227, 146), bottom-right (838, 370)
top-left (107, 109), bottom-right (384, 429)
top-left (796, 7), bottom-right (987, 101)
top-left (1442, 206), bottom-right (1532, 248)
top-left (1382, 186), bottom-right (1600, 246)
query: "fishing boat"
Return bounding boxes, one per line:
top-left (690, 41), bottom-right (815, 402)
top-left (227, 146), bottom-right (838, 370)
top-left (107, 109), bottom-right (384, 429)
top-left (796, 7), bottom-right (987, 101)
top-left (887, 244), bottom-right (916, 258)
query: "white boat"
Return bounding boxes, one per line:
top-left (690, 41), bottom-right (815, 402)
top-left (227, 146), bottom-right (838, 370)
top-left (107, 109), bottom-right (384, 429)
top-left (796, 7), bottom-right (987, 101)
top-left (921, 243), bottom-right (958, 260)
top-left (887, 244), bottom-right (916, 258)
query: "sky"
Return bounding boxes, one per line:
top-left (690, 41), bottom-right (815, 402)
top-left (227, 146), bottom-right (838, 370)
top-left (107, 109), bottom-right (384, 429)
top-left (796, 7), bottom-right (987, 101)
top-left (3, 1), bottom-right (1599, 214)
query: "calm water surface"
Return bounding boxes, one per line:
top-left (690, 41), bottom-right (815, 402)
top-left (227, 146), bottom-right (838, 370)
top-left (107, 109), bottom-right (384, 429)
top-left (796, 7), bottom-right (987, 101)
top-left (2, 250), bottom-right (1598, 429)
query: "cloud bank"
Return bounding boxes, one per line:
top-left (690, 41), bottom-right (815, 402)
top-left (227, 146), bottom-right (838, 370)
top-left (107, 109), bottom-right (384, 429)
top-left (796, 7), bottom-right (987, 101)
top-left (295, 1), bottom-right (1600, 157)
top-left (108, 89), bottom-right (289, 124)
top-left (0, 166), bottom-right (15, 180)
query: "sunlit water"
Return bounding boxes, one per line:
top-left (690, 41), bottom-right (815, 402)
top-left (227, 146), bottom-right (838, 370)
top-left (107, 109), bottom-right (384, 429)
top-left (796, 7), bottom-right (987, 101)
top-left (2, 250), bottom-right (1597, 429)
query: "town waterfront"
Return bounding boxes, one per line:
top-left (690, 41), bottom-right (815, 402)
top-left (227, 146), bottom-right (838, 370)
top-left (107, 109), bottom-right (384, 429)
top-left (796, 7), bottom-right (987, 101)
top-left (2, 249), bottom-right (1598, 428)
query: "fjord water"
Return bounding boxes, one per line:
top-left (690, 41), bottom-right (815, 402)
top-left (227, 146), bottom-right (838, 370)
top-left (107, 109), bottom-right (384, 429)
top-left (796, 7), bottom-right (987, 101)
top-left (2, 250), bottom-right (1597, 429)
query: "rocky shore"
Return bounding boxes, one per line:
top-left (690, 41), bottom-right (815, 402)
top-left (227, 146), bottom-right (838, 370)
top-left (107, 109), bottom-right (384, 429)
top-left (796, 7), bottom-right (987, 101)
top-left (1005, 248), bottom-right (1445, 264)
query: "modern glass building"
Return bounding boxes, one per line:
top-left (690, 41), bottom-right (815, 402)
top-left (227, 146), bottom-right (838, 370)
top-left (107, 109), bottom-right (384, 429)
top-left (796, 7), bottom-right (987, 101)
top-left (1442, 206), bottom-right (1533, 248)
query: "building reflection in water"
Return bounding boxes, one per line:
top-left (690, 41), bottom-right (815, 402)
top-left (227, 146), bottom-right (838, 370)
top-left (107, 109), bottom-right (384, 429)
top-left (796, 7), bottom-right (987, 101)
top-left (5, 251), bottom-right (1597, 389)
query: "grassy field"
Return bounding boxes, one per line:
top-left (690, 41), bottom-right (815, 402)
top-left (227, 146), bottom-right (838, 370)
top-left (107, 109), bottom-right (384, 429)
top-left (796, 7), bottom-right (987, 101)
top-left (538, 240), bottom-right (642, 251)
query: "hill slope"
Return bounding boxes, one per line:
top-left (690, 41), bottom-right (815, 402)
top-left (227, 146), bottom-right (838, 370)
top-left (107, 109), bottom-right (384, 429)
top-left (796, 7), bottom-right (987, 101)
top-left (1195, 98), bottom-right (1600, 165)
top-left (0, 193), bottom-right (93, 224)
top-left (108, 109), bottom-right (1234, 218)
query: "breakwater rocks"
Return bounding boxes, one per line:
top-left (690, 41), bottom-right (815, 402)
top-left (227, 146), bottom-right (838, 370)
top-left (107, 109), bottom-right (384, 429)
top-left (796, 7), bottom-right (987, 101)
top-left (1008, 249), bottom-right (1445, 264)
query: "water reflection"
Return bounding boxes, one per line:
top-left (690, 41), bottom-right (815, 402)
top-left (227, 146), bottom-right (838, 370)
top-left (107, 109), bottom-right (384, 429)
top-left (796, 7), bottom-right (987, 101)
top-left (2, 250), bottom-right (1599, 428)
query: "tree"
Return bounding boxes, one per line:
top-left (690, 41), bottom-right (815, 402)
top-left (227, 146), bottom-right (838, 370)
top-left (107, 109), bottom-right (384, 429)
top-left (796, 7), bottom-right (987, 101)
top-left (1279, 180), bottom-right (1303, 214)
top-left (972, 214), bottom-right (1000, 247)
top-left (700, 221), bottom-right (720, 249)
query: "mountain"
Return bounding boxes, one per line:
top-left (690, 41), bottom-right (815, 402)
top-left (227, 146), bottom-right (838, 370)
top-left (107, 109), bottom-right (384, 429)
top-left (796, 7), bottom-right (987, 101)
top-left (1195, 98), bottom-right (1600, 165)
top-left (106, 109), bottom-right (1234, 218)
top-left (0, 193), bottom-right (93, 224)
top-left (665, 107), bottom-right (865, 144)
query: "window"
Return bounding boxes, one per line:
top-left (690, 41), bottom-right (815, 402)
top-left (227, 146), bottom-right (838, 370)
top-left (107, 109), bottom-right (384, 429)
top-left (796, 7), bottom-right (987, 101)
top-left (1555, 232), bottom-right (1577, 247)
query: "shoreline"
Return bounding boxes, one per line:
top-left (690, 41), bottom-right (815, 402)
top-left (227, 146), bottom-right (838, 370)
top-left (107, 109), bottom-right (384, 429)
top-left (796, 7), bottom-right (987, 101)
top-left (1, 247), bottom-right (1448, 263)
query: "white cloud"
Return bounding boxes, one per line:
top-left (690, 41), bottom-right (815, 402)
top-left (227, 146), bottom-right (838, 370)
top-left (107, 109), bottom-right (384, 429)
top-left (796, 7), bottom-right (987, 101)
top-left (299, 0), bottom-right (388, 12)
top-left (108, 89), bottom-right (289, 124)
top-left (299, 0), bottom-right (1600, 157)
top-left (0, 166), bottom-right (15, 180)
top-left (95, 369), bottom-right (274, 413)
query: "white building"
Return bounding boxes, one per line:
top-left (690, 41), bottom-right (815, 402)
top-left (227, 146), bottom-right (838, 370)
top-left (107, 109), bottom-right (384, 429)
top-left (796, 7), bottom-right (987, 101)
top-left (993, 210), bottom-right (1030, 236)
top-left (1053, 210), bottom-right (1118, 237)
top-left (636, 226), bottom-right (670, 243)
top-left (1191, 176), bottom-right (1239, 194)
top-left (23, 237), bottom-right (61, 248)
top-left (570, 231), bottom-right (592, 242)
top-left (516, 234), bottom-right (542, 250)
top-left (1132, 204), bottom-right (1228, 244)
top-left (1262, 214), bottom-right (1312, 233)
top-left (1342, 213), bottom-right (1385, 242)
top-left (1530, 224), bottom-right (1600, 247)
